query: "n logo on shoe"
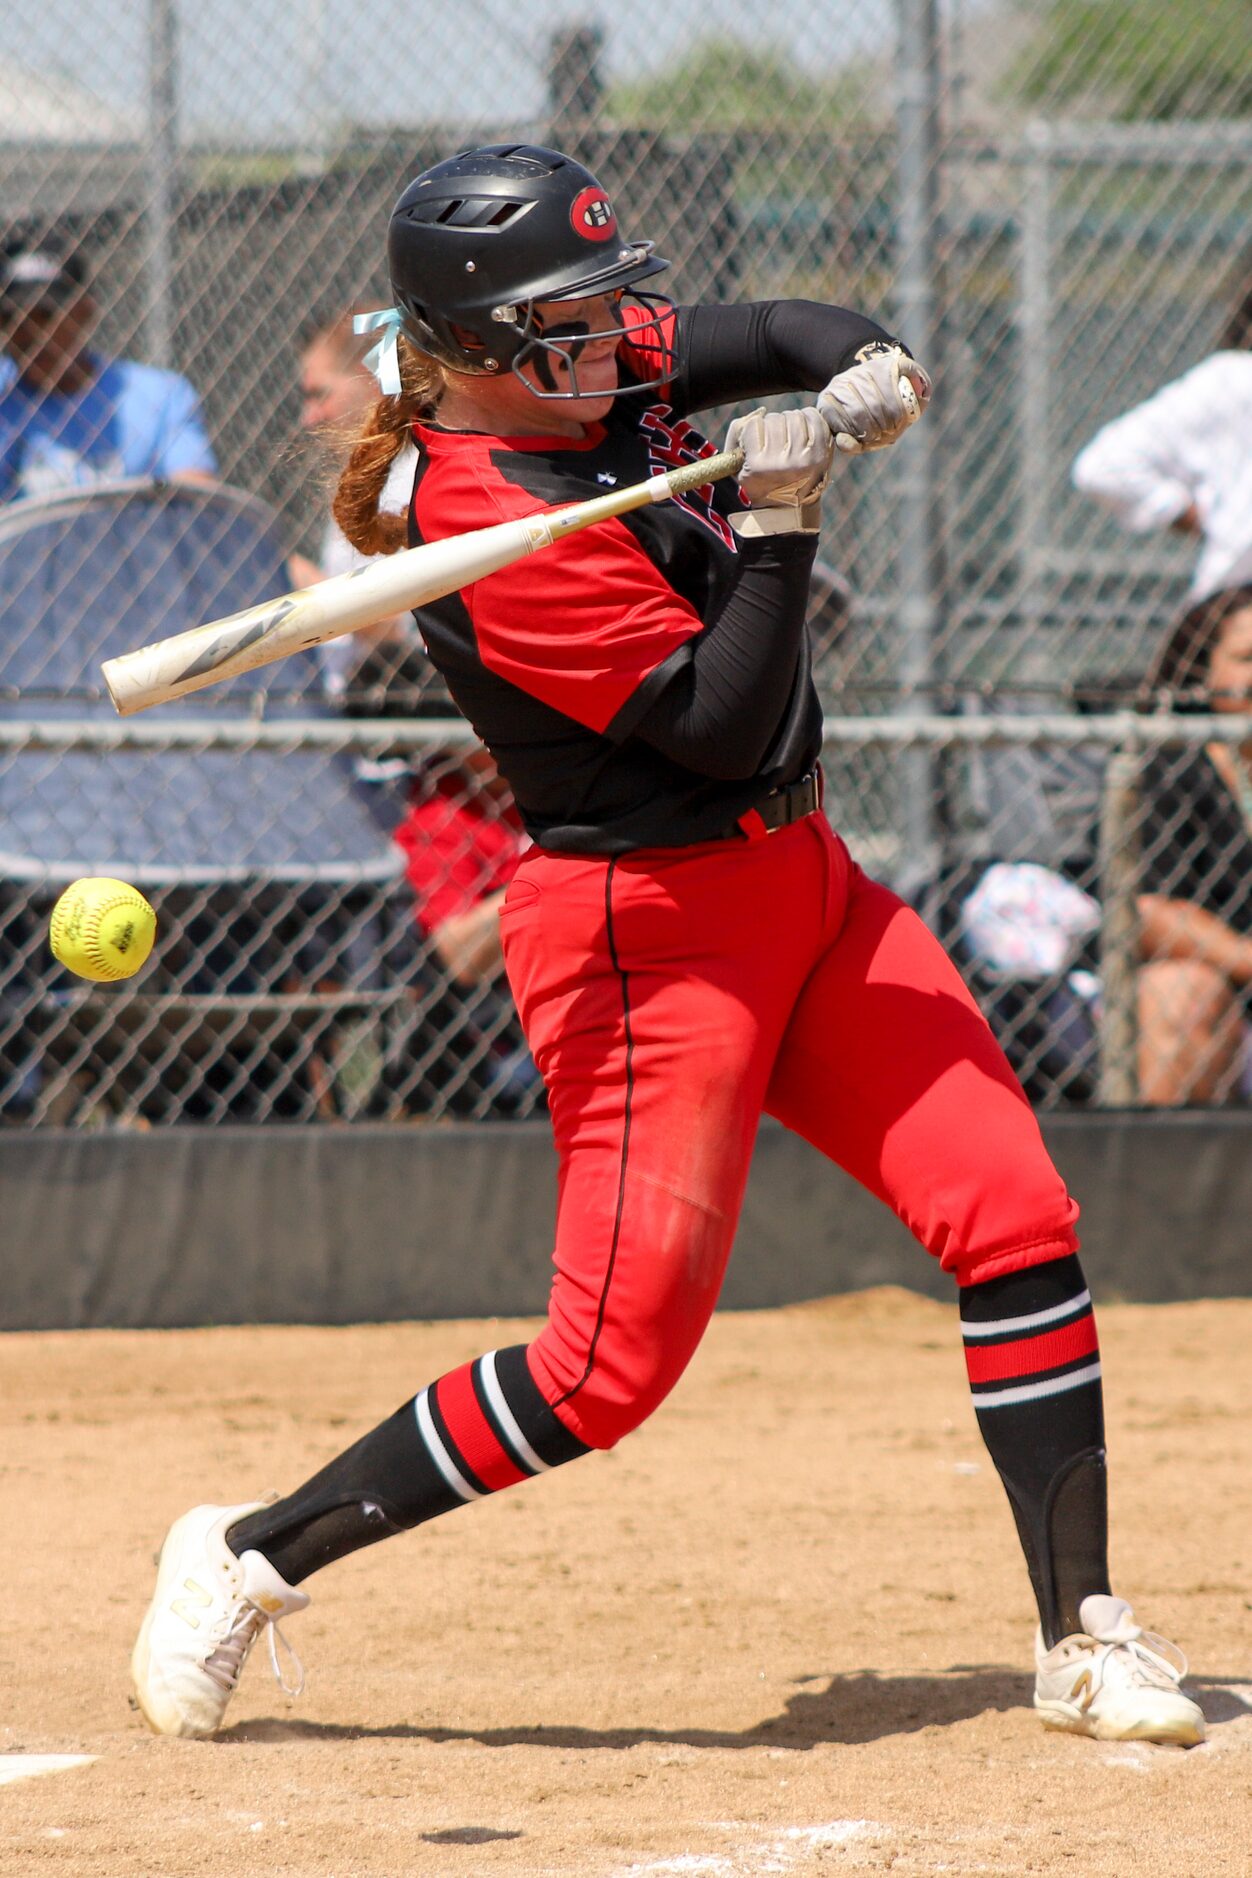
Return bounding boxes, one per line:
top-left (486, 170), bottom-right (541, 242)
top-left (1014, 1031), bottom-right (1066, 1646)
top-left (170, 1579), bottom-right (213, 1630)
top-left (1069, 1669), bottom-right (1095, 1711)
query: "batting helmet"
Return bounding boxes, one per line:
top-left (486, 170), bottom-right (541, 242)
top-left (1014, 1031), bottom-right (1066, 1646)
top-left (386, 144), bottom-right (676, 397)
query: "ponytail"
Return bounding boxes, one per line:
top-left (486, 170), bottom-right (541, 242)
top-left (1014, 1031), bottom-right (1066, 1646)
top-left (332, 335), bottom-right (441, 557)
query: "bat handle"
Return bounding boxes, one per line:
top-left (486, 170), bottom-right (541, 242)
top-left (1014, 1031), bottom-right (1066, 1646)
top-left (538, 446), bottom-right (748, 547)
top-left (655, 447), bottom-right (745, 501)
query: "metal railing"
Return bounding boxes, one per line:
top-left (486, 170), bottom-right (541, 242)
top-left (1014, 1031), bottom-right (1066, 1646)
top-left (3, 710), bottom-right (1248, 1127)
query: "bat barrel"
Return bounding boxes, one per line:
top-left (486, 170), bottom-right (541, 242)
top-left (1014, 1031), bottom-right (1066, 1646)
top-left (101, 445), bottom-right (751, 716)
top-left (101, 517), bottom-right (541, 714)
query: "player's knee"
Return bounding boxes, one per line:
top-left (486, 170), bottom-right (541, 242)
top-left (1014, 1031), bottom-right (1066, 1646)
top-left (527, 1333), bottom-right (690, 1451)
top-left (559, 1387), bottom-right (654, 1452)
top-left (920, 1158), bottom-right (1080, 1289)
top-left (946, 1217), bottom-right (1080, 1290)
top-left (567, 1359), bottom-right (685, 1450)
top-left (899, 1102), bottom-right (1080, 1288)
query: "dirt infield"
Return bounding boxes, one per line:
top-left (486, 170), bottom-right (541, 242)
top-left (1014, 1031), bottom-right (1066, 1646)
top-left (3, 1289), bottom-right (1249, 1876)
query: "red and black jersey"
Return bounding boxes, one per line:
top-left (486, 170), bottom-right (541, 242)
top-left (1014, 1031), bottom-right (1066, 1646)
top-left (405, 298), bottom-right (898, 853)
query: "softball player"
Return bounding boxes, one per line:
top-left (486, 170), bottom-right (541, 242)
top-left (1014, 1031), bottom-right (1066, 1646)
top-left (132, 145), bottom-right (1204, 1748)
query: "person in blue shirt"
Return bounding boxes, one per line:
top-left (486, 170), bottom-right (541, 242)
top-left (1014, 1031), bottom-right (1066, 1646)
top-left (0, 235), bottom-right (217, 503)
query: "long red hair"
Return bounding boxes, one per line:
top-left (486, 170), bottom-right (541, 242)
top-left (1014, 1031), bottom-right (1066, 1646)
top-left (331, 334), bottom-right (441, 557)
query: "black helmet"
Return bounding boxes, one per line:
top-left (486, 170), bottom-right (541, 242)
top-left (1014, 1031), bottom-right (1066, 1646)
top-left (387, 143), bottom-right (676, 397)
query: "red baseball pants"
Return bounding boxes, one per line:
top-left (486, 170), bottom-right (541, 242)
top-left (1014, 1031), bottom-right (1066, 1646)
top-left (499, 810), bottom-right (1079, 1452)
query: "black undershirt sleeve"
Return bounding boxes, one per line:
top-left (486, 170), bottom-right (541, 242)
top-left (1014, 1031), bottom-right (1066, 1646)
top-left (673, 299), bottom-right (905, 414)
top-left (610, 298), bottom-right (898, 780)
top-left (623, 532), bottom-right (818, 781)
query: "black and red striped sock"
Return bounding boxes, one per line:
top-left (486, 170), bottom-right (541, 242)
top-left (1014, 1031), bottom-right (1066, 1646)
top-left (959, 1254), bottom-right (1111, 1647)
top-left (227, 1345), bottom-right (589, 1584)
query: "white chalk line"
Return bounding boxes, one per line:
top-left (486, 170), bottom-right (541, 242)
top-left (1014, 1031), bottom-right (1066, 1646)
top-left (616, 1819), bottom-right (879, 1876)
top-left (0, 1754), bottom-right (97, 1788)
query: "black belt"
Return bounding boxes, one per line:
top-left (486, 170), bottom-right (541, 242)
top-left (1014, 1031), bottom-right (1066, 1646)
top-left (740, 769), bottom-right (822, 837)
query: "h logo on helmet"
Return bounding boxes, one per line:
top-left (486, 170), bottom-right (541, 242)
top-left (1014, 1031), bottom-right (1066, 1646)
top-left (570, 186), bottom-right (617, 242)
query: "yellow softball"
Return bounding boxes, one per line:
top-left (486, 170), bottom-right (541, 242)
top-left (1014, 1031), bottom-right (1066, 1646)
top-left (49, 877), bottom-right (157, 983)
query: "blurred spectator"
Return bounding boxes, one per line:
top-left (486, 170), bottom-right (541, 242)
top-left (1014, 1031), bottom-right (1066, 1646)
top-left (958, 589), bottom-right (1252, 1107)
top-left (0, 234), bottom-right (216, 502)
top-left (955, 860), bottom-right (1102, 1107)
top-left (1071, 280), bottom-right (1252, 601)
top-left (294, 313), bottom-right (533, 1109)
top-left (1136, 584), bottom-right (1252, 1103)
top-left (393, 741), bottom-right (542, 1112)
top-left (291, 306), bottom-right (424, 703)
top-left (395, 744), bottom-right (525, 986)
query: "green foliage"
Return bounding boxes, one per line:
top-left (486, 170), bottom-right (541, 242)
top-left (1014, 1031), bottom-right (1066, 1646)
top-left (608, 37), bottom-right (873, 131)
top-left (1009, 0), bottom-right (1252, 120)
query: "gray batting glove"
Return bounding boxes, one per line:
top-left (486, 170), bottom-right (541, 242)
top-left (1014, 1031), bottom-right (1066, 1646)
top-left (724, 406), bottom-right (834, 536)
top-left (817, 345), bottom-right (932, 455)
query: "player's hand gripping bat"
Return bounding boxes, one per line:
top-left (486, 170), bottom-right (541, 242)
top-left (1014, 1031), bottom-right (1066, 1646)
top-left (101, 449), bottom-right (746, 716)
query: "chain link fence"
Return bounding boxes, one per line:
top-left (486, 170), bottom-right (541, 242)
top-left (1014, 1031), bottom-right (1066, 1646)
top-left (2, 1), bottom-right (1251, 1124)
top-left (3, 708), bottom-right (1249, 1124)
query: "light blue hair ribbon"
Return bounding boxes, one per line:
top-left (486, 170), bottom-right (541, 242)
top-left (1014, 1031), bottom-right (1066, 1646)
top-left (354, 306), bottom-right (405, 396)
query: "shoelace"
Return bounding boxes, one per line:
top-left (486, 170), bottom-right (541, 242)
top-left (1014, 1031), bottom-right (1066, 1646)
top-left (203, 1602), bottom-right (305, 1699)
top-left (1097, 1633), bottom-right (1186, 1690)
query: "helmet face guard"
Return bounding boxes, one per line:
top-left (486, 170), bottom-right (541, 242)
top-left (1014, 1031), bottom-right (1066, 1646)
top-left (387, 144), bottom-right (679, 400)
top-left (498, 283), bottom-right (677, 401)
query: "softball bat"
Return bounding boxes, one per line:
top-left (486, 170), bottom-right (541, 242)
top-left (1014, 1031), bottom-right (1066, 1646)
top-left (101, 448), bottom-right (746, 716)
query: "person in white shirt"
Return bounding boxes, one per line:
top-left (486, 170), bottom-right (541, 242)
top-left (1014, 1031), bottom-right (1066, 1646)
top-left (292, 307), bottom-right (421, 698)
top-left (1071, 286), bottom-right (1252, 600)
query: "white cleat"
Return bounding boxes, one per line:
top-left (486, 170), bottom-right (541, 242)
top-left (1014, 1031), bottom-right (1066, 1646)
top-left (1034, 1593), bottom-right (1205, 1746)
top-left (131, 1502), bottom-right (309, 1738)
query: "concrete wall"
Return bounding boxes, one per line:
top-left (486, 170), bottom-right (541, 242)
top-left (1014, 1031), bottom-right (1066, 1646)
top-left (2, 1113), bottom-right (1248, 1331)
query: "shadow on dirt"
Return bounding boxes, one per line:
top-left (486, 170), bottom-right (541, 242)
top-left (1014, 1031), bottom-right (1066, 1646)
top-left (419, 1828), bottom-right (524, 1846)
top-left (220, 1670), bottom-right (1250, 1751)
top-left (219, 1666), bottom-right (1029, 1749)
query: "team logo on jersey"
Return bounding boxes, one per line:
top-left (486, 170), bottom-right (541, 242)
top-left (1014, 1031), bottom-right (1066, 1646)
top-left (570, 186), bottom-right (617, 242)
top-left (641, 407), bottom-right (737, 551)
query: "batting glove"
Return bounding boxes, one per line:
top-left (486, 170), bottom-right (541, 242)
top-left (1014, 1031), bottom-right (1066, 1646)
top-left (817, 343), bottom-right (931, 455)
top-left (724, 406), bottom-right (834, 536)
